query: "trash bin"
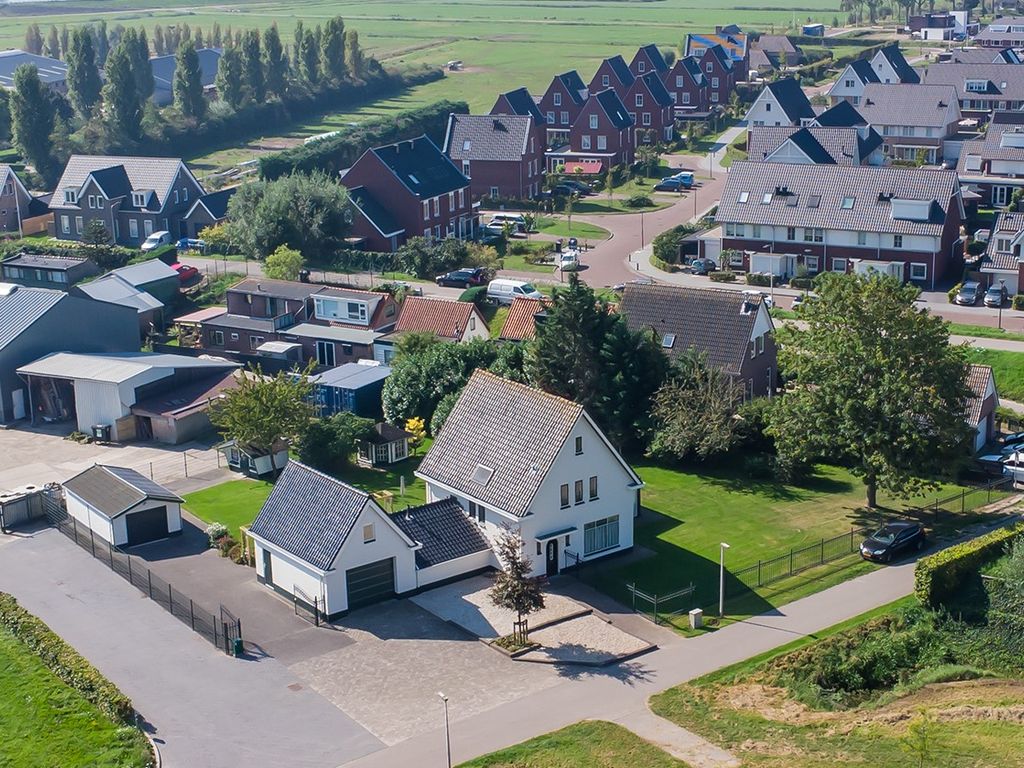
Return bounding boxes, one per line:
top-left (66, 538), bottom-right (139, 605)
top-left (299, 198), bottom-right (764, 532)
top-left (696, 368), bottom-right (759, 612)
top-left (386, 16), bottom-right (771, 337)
top-left (232, 637), bottom-right (244, 657)
top-left (91, 424), bottom-right (111, 442)
top-left (555, 238), bottom-right (563, 253)
top-left (688, 608), bottom-right (703, 630)
top-left (298, 269), bottom-right (310, 283)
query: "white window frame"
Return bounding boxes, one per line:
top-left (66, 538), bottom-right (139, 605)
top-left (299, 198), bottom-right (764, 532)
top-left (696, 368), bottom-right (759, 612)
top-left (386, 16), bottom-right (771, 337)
top-left (597, 135), bottom-right (607, 150)
top-left (909, 263), bottom-right (927, 280)
top-left (128, 219), bottom-right (139, 239)
top-left (589, 114), bottom-right (599, 130)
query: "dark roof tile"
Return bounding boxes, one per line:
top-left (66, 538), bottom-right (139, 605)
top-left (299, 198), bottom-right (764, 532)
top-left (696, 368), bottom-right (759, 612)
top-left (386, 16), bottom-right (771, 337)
top-left (391, 498), bottom-right (490, 567)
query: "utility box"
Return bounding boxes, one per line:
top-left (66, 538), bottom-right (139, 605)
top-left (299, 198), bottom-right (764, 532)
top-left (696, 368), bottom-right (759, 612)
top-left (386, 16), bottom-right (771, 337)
top-left (689, 608), bottom-right (703, 629)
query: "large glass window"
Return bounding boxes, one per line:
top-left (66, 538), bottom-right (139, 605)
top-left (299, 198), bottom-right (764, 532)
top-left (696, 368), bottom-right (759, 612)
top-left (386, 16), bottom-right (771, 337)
top-left (584, 516), bottom-right (620, 555)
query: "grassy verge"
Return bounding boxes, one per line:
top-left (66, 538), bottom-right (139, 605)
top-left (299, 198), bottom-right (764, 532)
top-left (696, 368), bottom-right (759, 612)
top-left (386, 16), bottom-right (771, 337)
top-left (501, 243), bottom-right (555, 274)
top-left (535, 217), bottom-right (610, 241)
top-left (968, 348), bottom-right (1024, 401)
top-left (948, 323), bottom-right (1024, 343)
top-left (582, 461), bottom-right (1004, 623)
top-left (0, 627), bottom-right (152, 768)
top-left (457, 720), bottom-right (686, 767)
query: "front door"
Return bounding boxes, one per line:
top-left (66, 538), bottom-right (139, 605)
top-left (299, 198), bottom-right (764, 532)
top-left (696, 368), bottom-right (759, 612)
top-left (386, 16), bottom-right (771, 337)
top-left (262, 548), bottom-right (274, 587)
top-left (546, 539), bottom-right (559, 577)
top-left (994, 186), bottom-right (1011, 207)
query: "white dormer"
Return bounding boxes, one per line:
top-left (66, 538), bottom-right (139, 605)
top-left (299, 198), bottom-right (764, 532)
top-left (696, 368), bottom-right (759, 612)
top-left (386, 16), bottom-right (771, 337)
top-left (890, 198), bottom-right (932, 221)
top-left (131, 190), bottom-right (151, 208)
top-left (63, 189), bottom-right (78, 205)
top-left (1000, 130), bottom-right (1024, 149)
top-left (314, 296), bottom-right (369, 325)
top-left (965, 79), bottom-right (989, 93)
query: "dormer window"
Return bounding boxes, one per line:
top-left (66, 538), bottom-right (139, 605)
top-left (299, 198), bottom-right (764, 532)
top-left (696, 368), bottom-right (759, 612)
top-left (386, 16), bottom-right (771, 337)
top-left (965, 79), bottom-right (988, 93)
top-left (738, 191), bottom-right (749, 204)
top-left (132, 191), bottom-right (148, 207)
top-left (63, 189), bottom-right (78, 205)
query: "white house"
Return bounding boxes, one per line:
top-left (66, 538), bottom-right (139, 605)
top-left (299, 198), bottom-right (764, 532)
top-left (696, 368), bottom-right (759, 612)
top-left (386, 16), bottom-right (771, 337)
top-left (744, 77), bottom-right (815, 127)
top-left (416, 370), bottom-right (643, 578)
top-left (248, 461), bottom-right (493, 618)
top-left (62, 464), bottom-right (183, 547)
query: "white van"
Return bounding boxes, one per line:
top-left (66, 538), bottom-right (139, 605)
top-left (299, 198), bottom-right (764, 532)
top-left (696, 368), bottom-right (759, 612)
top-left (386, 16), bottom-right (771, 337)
top-left (488, 213), bottom-right (527, 232)
top-left (141, 230), bottom-right (173, 252)
top-left (487, 278), bottom-right (543, 304)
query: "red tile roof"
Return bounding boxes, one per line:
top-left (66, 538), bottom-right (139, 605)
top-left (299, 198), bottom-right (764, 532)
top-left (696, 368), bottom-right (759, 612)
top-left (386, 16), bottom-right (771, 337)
top-left (499, 297), bottom-right (545, 341)
top-left (394, 296), bottom-right (480, 340)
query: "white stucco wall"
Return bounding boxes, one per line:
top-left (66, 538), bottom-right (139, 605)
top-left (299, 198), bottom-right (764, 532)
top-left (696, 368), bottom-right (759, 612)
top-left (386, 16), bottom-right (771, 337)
top-left (416, 548), bottom-right (496, 588)
top-left (746, 91), bottom-right (791, 127)
top-left (65, 490), bottom-right (115, 543)
top-left (253, 537), bottom-right (329, 610)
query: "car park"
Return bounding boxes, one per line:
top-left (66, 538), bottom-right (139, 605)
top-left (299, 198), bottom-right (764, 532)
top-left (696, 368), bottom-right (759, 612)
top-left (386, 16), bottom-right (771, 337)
top-left (954, 281), bottom-right (983, 306)
top-left (984, 284), bottom-right (1008, 308)
top-left (436, 267), bottom-right (487, 288)
top-left (860, 521), bottom-right (926, 563)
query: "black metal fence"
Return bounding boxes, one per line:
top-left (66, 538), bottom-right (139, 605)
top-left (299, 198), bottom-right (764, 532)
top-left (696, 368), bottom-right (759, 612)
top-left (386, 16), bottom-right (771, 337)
top-left (626, 582), bottom-right (696, 626)
top-left (44, 497), bottom-right (243, 655)
top-left (731, 527), bottom-right (868, 592)
top-left (909, 476), bottom-right (1014, 521)
top-left (293, 585), bottom-right (321, 627)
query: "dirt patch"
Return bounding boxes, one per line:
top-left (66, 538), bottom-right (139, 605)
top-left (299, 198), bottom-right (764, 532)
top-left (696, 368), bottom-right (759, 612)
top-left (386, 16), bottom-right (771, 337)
top-left (717, 684), bottom-right (829, 726)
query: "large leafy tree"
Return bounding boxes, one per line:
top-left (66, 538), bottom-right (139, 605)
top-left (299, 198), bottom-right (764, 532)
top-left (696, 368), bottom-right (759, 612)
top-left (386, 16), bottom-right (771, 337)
top-left (262, 24), bottom-right (288, 97)
top-left (319, 16), bottom-right (346, 82)
top-left (173, 40), bottom-right (206, 121)
top-left (224, 172), bottom-right (351, 261)
top-left (241, 29), bottom-right (265, 103)
top-left (209, 365), bottom-right (316, 477)
top-left (66, 27), bottom-right (102, 119)
top-left (768, 272), bottom-right (973, 507)
top-left (102, 42), bottom-right (143, 144)
top-left (10, 65), bottom-right (57, 182)
top-left (214, 45), bottom-right (244, 110)
top-left (263, 245), bottom-right (304, 281)
top-left (0, 90), bottom-right (11, 145)
top-left (298, 411), bottom-right (375, 473)
top-left (648, 352), bottom-right (743, 462)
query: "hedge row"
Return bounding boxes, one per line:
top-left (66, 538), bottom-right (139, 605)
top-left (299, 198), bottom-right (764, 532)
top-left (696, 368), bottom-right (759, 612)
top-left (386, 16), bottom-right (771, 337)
top-left (0, 592), bottom-right (135, 724)
top-left (260, 96), bottom-right (467, 180)
top-left (914, 523), bottom-right (1024, 608)
top-left (746, 272), bottom-right (773, 287)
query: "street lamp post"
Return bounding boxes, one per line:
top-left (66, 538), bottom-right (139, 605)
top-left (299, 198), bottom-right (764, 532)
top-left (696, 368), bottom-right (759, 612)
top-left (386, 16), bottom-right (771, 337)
top-left (999, 279), bottom-right (1006, 329)
top-left (438, 692), bottom-right (451, 768)
top-left (719, 542), bottom-right (730, 617)
top-left (641, 211), bottom-right (645, 248)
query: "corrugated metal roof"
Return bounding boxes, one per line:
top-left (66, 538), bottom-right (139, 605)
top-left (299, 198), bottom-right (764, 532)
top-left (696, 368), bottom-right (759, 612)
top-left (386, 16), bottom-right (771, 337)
top-left (18, 351), bottom-right (237, 383)
top-left (76, 274), bottom-right (165, 313)
top-left (0, 284), bottom-right (64, 349)
top-left (63, 464), bottom-right (182, 519)
top-left (248, 461), bottom-right (374, 571)
top-left (0, 49), bottom-right (67, 87)
top-left (314, 362), bottom-right (392, 388)
top-left (391, 498), bottom-right (490, 568)
top-left (417, 371), bottom-right (585, 517)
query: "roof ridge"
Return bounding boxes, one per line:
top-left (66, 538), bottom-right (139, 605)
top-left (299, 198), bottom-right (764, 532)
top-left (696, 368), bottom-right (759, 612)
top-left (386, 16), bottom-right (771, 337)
top-left (287, 460), bottom-right (372, 500)
top-left (470, 369), bottom-right (584, 412)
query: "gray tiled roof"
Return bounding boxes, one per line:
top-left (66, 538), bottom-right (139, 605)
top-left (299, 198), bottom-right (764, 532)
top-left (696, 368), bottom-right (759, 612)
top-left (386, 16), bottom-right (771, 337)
top-left (416, 370), bottom-right (584, 517)
top-left (391, 498), bottom-right (490, 568)
top-left (63, 464), bottom-right (182, 519)
top-left (976, 17), bottom-right (1024, 44)
top-left (919, 62), bottom-right (1024, 102)
top-left (949, 47), bottom-right (1022, 64)
top-left (755, 35), bottom-right (798, 55)
top-left (0, 303), bottom-right (91, 359)
top-left (764, 78), bottom-right (815, 123)
top-left (349, 186), bottom-right (403, 237)
top-left (857, 83), bottom-right (958, 128)
top-left (981, 210), bottom-right (1024, 271)
top-left (957, 111), bottom-right (1024, 172)
top-left (51, 155), bottom-right (194, 212)
top-left (966, 364), bottom-right (995, 424)
top-left (719, 161), bottom-right (959, 238)
top-left (370, 135), bottom-right (469, 200)
top-left (747, 126), bottom-right (866, 165)
top-left (249, 461), bottom-right (373, 571)
top-left (619, 284), bottom-right (763, 375)
top-left (445, 114), bottom-right (532, 162)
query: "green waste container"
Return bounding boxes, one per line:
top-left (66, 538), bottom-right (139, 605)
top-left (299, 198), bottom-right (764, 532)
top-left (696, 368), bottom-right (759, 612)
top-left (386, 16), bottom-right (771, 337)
top-left (232, 638), bottom-right (244, 657)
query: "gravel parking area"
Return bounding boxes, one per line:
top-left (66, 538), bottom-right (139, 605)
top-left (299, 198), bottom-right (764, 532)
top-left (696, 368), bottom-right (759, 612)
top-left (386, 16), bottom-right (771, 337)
top-left (519, 614), bottom-right (654, 666)
top-left (410, 574), bottom-right (589, 639)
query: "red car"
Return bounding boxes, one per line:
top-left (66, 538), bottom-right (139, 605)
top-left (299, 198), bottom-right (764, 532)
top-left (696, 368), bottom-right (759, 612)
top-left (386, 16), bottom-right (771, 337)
top-left (171, 263), bottom-right (199, 285)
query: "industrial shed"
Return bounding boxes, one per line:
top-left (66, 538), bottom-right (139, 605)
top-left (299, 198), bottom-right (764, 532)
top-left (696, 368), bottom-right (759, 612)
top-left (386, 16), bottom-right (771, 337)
top-left (312, 362), bottom-right (391, 418)
top-left (63, 464), bottom-right (183, 547)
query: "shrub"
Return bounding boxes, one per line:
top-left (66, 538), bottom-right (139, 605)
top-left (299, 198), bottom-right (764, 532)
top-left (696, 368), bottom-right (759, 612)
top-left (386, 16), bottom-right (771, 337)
top-left (966, 239), bottom-right (988, 256)
top-left (0, 592), bottom-right (135, 723)
top-left (625, 193), bottom-right (654, 208)
top-left (218, 535), bottom-right (238, 556)
top-left (205, 522), bottom-right (228, 546)
top-left (651, 224), bottom-right (696, 265)
top-left (459, 285), bottom-right (488, 305)
top-left (790, 276), bottom-right (814, 290)
top-left (746, 272), bottom-right (773, 287)
top-left (914, 523), bottom-right (1024, 607)
top-left (1013, 294), bottom-right (1024, 311)
top-left (228, 543), bottom-right (245, 564)
top-left (948, 282), bottom-right (962, 304)
top-left (709, 270), bottom-right (737, 282)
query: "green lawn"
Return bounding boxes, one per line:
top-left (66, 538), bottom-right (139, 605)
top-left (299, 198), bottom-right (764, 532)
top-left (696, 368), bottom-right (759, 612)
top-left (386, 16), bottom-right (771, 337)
top-left (585, 461), bottom-right (998, 622)
top-left (949, 323), bottom-right (1024, 343)
top-left (458, 721), bottom-right (686, 767)
top-left (0, 628), bottom-right (152, 768)
top-left (535, 217), bottom-right (610, 241)
top-left (968, 348), bottom-right (1024, 402)
top-left (183, 449), bottom-right (430, 535)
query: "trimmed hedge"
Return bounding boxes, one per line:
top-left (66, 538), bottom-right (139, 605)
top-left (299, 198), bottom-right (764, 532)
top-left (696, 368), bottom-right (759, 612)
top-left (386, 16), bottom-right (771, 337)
top-left (746, 272), bottom-right (773, 287)
top-left (1013, 293), bottom-right (1024, 311)
top-left (709, 270), bottom-right (737, 282)
top-left (914, 523), bottom-right (1024, 608)
top-left (0, 592), bottom-right (135, 724)
top-left (790, 276), bottom-right (814, 290)
top-left (948, 282), bottom-right (962, 304)
top-left (651, 223), bottom-right (696, 266)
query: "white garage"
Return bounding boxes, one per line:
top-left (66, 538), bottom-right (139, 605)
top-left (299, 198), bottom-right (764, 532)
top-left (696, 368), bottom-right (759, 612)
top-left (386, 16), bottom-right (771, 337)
top-left (62, 464), bottom-right (183, 547)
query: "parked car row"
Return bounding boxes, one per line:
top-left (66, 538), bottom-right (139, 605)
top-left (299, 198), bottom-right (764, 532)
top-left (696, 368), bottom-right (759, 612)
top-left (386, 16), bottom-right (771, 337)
top-left (653, 171), bottom-right (694, 192)
top-left (955, 280), bottom-right (1009, 308)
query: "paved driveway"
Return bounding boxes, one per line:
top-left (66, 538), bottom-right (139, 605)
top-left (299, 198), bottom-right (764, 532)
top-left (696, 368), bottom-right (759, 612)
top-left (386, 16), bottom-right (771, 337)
top-left (0, 527), bottom-right (382, 768)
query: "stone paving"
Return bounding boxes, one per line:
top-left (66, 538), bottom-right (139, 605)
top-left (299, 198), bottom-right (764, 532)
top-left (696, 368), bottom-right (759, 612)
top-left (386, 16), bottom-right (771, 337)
top-left (518, 614), bottom-right (653, 666)
top-left (291, 600), bottom-right (561, 746)
top-left (409, 573), bottom-right (589, 639)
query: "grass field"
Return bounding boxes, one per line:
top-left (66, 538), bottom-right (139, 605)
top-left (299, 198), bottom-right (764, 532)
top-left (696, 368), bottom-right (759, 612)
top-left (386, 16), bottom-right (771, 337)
top-left (968, 348), bottom-right (1024, 402)
top-left (585, 461), bottom-right (998, 621)
top-left (0, 628), bottom-right (152, 768)
top-left (458, 720), bottom-right (685, 767)
top-left (947, 323), bottom-right (1024, 343)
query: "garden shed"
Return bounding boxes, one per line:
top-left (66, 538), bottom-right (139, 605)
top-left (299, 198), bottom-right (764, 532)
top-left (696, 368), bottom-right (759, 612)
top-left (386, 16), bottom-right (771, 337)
top-left (62, 464), bottom-right (183, 547)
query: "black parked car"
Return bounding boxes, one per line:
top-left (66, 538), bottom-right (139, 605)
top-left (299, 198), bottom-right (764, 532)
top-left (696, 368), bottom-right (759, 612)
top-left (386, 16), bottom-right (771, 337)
top-left (435, 267), bottom-right (487, 288)
top-left (559, 180), bottom-right (595, 196)
top-left (860, 521), bottom-right (926, 563)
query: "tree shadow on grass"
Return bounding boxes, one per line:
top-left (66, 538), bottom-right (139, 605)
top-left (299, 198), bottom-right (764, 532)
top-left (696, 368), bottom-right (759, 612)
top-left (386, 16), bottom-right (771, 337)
top-left (697, 464), bottom-right (854, 503)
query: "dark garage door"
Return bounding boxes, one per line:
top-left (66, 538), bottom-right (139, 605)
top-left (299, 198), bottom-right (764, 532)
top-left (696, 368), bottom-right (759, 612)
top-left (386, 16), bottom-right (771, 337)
top-left (345, 558), bottom-right (395, 610)
top-left (125, 506), bottom-right (169, 546)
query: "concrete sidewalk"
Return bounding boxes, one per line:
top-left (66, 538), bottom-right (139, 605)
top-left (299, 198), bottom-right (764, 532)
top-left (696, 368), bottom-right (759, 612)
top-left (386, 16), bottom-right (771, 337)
top-left (346, 561), bottom-right (917, 766)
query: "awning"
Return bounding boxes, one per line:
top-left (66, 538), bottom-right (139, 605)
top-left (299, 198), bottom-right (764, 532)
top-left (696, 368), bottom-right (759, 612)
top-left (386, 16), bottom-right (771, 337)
top-left (564, 160), bottom-right (603, 175)
top-left (535, 526), bottom-right (577, 540)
